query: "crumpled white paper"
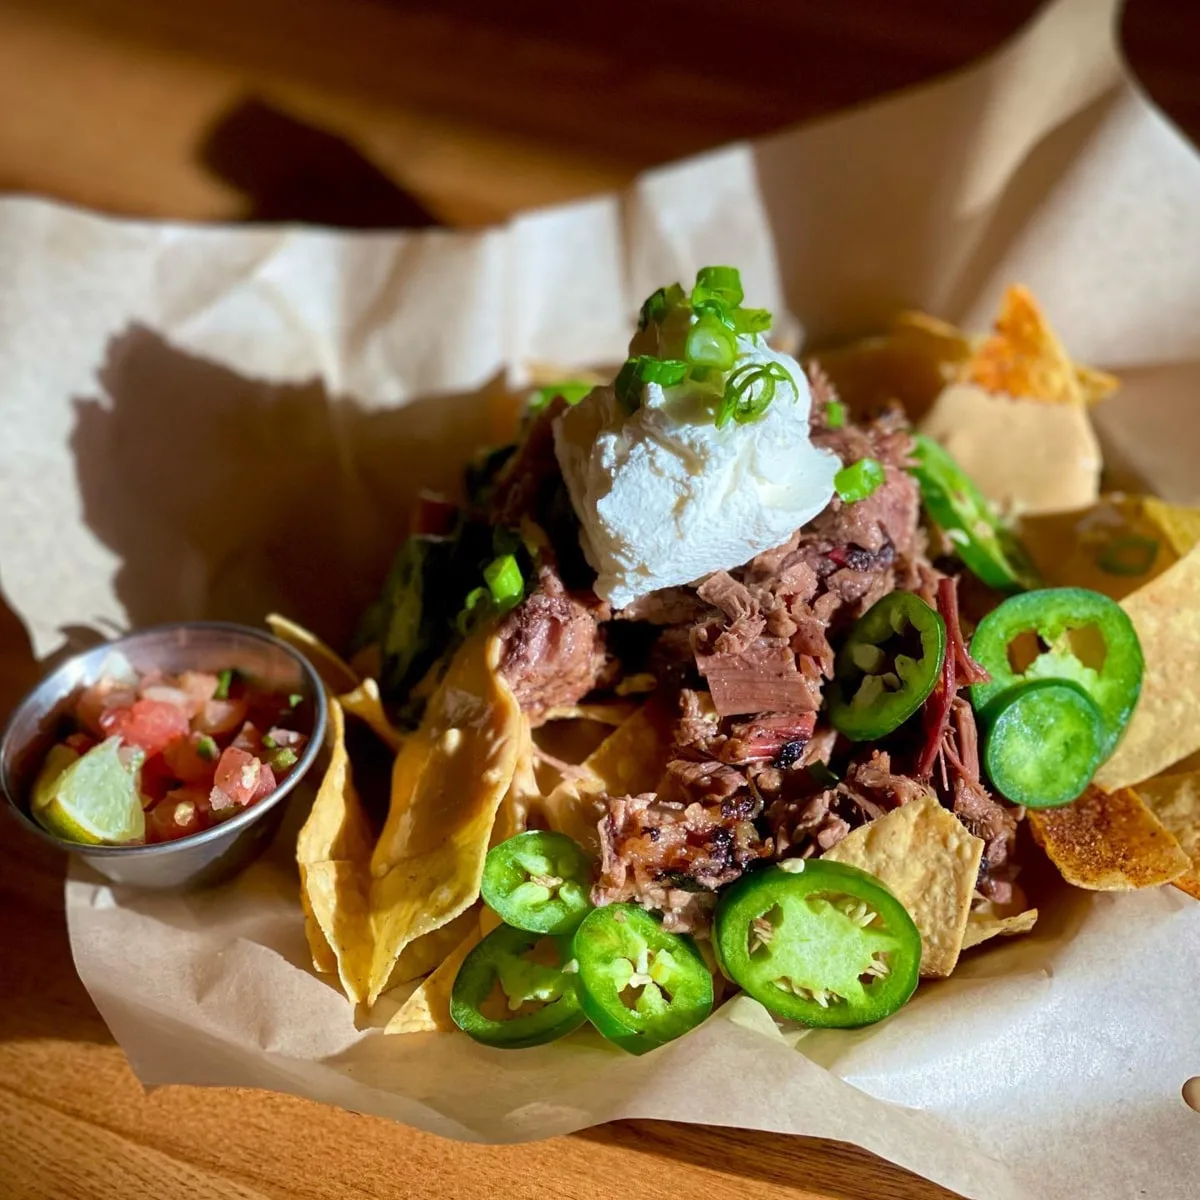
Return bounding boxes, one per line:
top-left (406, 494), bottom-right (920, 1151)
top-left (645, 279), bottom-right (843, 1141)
top-left (3, 0), bottom-right (1200, 1196)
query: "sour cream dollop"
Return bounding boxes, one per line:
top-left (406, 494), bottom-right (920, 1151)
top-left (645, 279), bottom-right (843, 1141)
top-left (553, 331), bottom-right (839, 610)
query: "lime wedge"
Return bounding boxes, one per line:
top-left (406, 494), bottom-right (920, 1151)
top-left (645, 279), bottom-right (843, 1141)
top-left (31, 744), bottom-right (81, 812)
top-left (32, 737), bottom-right (146, 845)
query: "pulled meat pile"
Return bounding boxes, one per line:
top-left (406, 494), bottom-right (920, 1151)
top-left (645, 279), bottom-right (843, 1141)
top-left (492, 378), bottom-right (1020, 931)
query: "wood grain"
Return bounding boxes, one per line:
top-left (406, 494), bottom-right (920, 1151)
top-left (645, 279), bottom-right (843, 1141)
top-left (1, 1), bottom-right (1197, 1197)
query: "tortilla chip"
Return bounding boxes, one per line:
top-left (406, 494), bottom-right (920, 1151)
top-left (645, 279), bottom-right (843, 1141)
top-left (1141, 497), bottom-right (1200, 558)
top-left (920, 383), bottom-right (1101, 516)
top-left (299, 885), bottom-right (338, 975)
top-left (823, 792), bottom-right (983, 978)
top-left (491, 716), bottom-right (538, 846)
top-left (808, 313), bottom-right (969, 421)
top-left (540, 706), bottom-right (673, 851)
top-left (338, 678), bottom-right (406, 753)
top-left (962, 907), bottom-right (1039, 950)
top-left (961, 285), bottom-right (1082, 405)
top-left (539, 701), bottom-right (638, 726)
top-left (479, 905), bottom-right (504, 937)
top-left (1074, 362), bottom-right (1120, 405)
top-left (385, 906), bottom-right (481, 987)
top-left (266, 613), bottom-right (359, 693)
top-left (385, 926), bottom-right (482, 1035)
top-left (1094, 547), bottom-right (1200, 789)
top-left (296, 699), bottom-right (374, 866)
top-left (1020, 495), bottom-right (1179, 601)
top-left (300, 859), bottom-right (373, 1002)
top-left (366, 632), bottom-right (522, 1004)
top-left (1027, 785), bottom-right (1190, 890)
top-left (1133, 771), bottom-right (1200, 900)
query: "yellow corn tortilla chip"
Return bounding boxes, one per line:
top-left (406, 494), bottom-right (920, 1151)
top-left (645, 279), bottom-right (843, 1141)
top-left (386, 906), bottom-right (481, 988)
top-left (367, 632), bottom-right (522, 1004)
top-left (541, 706), bottom-right (674, 851)
top-left (296, 699), bottom-right (373, 866)
top-left (539, 701), bottom-right (637, 726)
top-left (1074, 361), bottom-right (1120, 405)
top-left (491, 717), bottom-right (538, 847)
top-left (1141, 496), bottom-right (1200, 557)
top-left (808, 312), bottom-right (969, 422)
top-left (299, 884), bottom-right (338, 975)
top-left (300, 859), bottom-right (372, 1003)
top-left (266, 612), bottom-right (359, 694)
top-left (920, 383), bottom-right (1101, 516)
top-left (1020, 495), bottom-right (1181, 601)
top-left (961, 285), bottom-right (1082, 405)
top-left (1094, 546), bottom-right (1200, 789)
top-left (479, 905), bottom-right (504, 937)
top-left (385, 925), bottom-right (483, 1035)
top-left (823, 792), bottom-right (984, 978)
top-left (1027, 786), bottom-right (1190, 890)
top-left (962, 906), bottom-right (1039, 950)
top-left (1133, 771), bottom-right (1200, 900)
top-left (338, 678), bottom-right (406, 753)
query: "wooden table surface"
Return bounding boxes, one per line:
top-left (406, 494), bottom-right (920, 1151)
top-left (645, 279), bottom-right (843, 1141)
top-left (1, 2), bottom-right (1196, 1198)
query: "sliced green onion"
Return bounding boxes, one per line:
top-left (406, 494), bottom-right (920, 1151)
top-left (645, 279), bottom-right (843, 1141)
top-left (684, 315), bottom-right (738, 371)
top-left (287, 693), bottom-right (303, 709)
top-left (484, 554), bottom-right (525, 611)
top-left (1096, 534), bottom-right (1159, 576)
top-left (195, 734), bottom-right (218, 762)
top-left (528, 382), bottom-right (594, 413)
top-left (614, 356), bottom-right (689, 414)
top-left (268, 746), bottom-right (299, 772)
top-left (715, 361), bottom-right (797, 429)
top-left (214, 669), bottom-right (235, 700)
top-left (457, 586), bottom-right (490, 635)
top-left (826, 400), bottom-right (846, 429)
top-left (834, 457), bottom-right (886, 503)
top-left (731, 307), bottom-right (772, 334)
top-left (638, 282), bottom-right (685, 331)
top-left (261, 733), bottom-right (278, 750)
top-left (691, 266), bottom-right (744, 311)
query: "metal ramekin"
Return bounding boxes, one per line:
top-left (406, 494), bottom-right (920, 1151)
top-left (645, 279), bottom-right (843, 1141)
top-left (0, 621), bottom-right (327, 889)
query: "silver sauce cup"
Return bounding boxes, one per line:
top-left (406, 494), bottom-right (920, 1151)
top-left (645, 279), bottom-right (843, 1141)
top-left (0, 621), bottom-right (327, 889)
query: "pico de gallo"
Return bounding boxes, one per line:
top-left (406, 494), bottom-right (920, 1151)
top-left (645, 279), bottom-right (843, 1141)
top-left (30, 656), bottom-right (309, 846)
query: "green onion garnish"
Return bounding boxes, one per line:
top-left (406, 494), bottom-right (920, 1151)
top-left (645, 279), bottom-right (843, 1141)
top-left (1096, 534), bottom-right (1159, 576)
top-left (826, 400), bottom-right (846, 429)
top-left (528, 382), bottom-right (594, 414)
top-left (268, 746), bottom-right (299, 771)
top-left (614, 356), bottom-right (688, 414)
top-left (691, 265), bottom-right (744, 312)
top-left (195, 734), bottom-right (218, 762)
top-left (731, 307), bottom-right (772, 334)
top-left (685, 314), bottom-right (738, 371)
top-left (214, 669), bottom-right (235, 700)
top-left (484, 554), bottom-right (524, 611)
top-left (834, 457), bottom-right (886, 503)
top-left (457, 586), bottom-right (490, 635)
top-left (715, 361), bottom-right (797, 428)
top-left (638, 282), bottom-right (685, 330)
top-left (287, 693), bottom-right (303, 709)
top-left (261, 733), bottom-right (278, 750)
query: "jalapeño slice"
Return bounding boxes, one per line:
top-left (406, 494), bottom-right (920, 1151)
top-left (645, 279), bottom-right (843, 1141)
top-left (450, 924), bottom-right (586, 1049)
top-left (572, 905), bottom-right (713, 1055)
top-left (827, 590), bottom-right (947, 741)
top-left (714, 860), bottom-right (920, 1029)
top-left (910, 434), bottom-right (1039, 592)
top-left (482, 831), bottom-right (593, 936)
top-left (982, 680), bottom-right (1104, 808)
top-left (969, 587), bottom-right (1143, 757)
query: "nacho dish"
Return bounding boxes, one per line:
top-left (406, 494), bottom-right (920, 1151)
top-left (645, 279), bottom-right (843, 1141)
top-left (284, 267), bottom-right (1200, 1054)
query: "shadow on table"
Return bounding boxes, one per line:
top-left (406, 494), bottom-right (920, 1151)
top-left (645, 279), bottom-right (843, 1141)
top-left (198, 96), bottom-right (442, 230)
top-left (582, 1120), bottom-right (964, 1200)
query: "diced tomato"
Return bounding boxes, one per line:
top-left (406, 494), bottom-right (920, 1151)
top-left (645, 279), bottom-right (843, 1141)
top-left (213, 746), bottom-right (265, 807)
top-left (178, 671), bottom-right (220, 716)
top-left (231, 721), bottom-right (263, 755)
top-left (75, 682), bottom-right (138, 737)
top-left (64, 731), bottom-right (98, 756)
top-left (193, 698), bottom-right (248, 737)
top-left (139, 753), bottom-right (178, 806)
top-left (162, 732), bottom-right (220, 786)
top-left (252, 762), bottom-right (277, 801)
top-left (100, 699), bottom-right (190, 755)
top-left (145, 787), bottom-right (210, 843)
